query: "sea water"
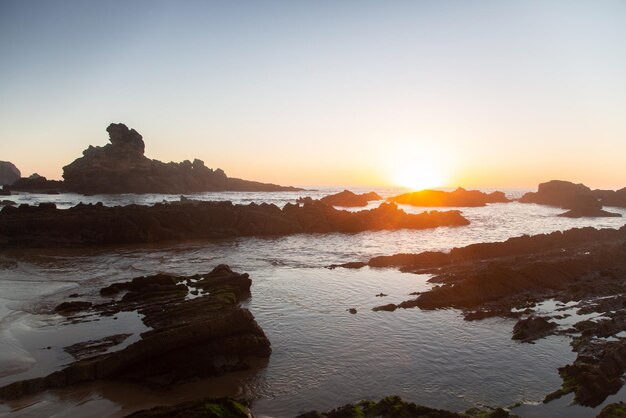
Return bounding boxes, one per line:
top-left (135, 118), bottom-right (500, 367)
top-left (1, 187), bottom-right (625, 417)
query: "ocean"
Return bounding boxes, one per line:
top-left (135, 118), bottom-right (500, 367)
top-left (1, 187), bottom-right (625, 417)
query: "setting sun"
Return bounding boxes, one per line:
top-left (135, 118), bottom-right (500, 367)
top-left (392, 164), bottom-right (446, 191)
top-left (383, 141), bottom-right (452, 190)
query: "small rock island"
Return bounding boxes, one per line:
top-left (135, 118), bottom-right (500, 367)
top-left (10, 123), bottom-right (302, 194)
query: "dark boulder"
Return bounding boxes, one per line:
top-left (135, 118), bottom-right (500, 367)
top-left (512, 316), bottom-right (557, 342)
top-left (0, 161), bottom-right (20, 186)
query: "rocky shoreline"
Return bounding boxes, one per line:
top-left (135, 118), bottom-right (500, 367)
top-left (333, 225), bottom-right (626, 408)
top-left (0, 199), bottom-right (469, 248)
top-left (0, 265), bottom-right (271, 400)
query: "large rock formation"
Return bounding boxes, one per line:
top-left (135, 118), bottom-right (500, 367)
top-left (0, 265), bottom-right (271, 400)
top-left (389, 187), bottom-right (510, 207)
top-left (61, 123), bottom-right (302, 194)
top-left (520, 180), bottom-right (623, 217)
top-left (520, 180), bottom-right (600, 210)
top-left (0, 161), bottom-right (20, 186)
top-left (0, 200), bottom-right (469, 248)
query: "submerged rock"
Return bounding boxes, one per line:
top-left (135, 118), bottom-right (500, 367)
top-left (389, 187), bottom-right (510, 207)
top-left (61, 123), bottom-right (301, 194)
top-left (511, 317), bottom-right (557, 342)
top-left (558, 208), bottom-right (621, 218)
top-left (0, 200), bottom-right (470, 248)
top-left (0, 265), bottom-right (271, 400)
top-left (372, 303), bottom-right (397, 312)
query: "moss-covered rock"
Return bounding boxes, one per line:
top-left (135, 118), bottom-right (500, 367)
top-left (125, 397), bottom-right (252, 417)
top-left (296, 396), bottom-right (519, 418)
top-left (596, 402), bottom-right (626, 418)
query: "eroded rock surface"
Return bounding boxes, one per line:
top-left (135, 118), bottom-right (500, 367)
top-left (0, 265), bottom-right (271, 400)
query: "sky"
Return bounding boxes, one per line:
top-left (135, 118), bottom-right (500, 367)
top-left (1, 0), bottom-right (625, 189)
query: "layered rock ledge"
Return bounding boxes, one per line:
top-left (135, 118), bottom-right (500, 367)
top-left (0, 200), bottom-right (469, 248)
top-left (0, 265), bottom-right (271, 400)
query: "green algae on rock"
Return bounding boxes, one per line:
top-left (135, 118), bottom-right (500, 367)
top-left (125, 397), bottom-right (252, 417)
top-left (295, 395), bottom-right (520, 418)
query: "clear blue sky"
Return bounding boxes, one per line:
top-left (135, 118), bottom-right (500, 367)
top-left (1, 0), bottom-right (625, 188)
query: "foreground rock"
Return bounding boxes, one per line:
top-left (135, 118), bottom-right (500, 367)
top-left (296, 395), bottom-right (519, 418)
top-left (596, 402), bottom-right (626, 418)
top-left (0, 200), bottom-right (469, 248)
top-left (389, 187), bottom-right (510, 207)
top-left (348, 226), bottom-right (626, 407)
top-left (318, 190), bottom-right (382, 207)
top-left (59, 123), bottom-right (301, 194)
top-left (0, 161), bottom-right (20, 186)
top-left (520, 180), bottom-right (623, 216)
top-left (126, 397), bottom-right (252, 418)
top-left (0, 265), bottom-right (271, 400)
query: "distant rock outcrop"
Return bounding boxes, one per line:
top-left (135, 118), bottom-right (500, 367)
top-left (8, 174), bottom-right (65, 194)
top-left (318, 190), bottom-right (382, 207)
top-left (60, 123), bottom-right (302, 194)
top-left (520, 180), bottom-right (622, 217)
top-left (389, 187), bottom-right (510, 207)
top-left (0, 161), bottom-right (20, 186)
top-left (520, 180), bottom-right (599, 210)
